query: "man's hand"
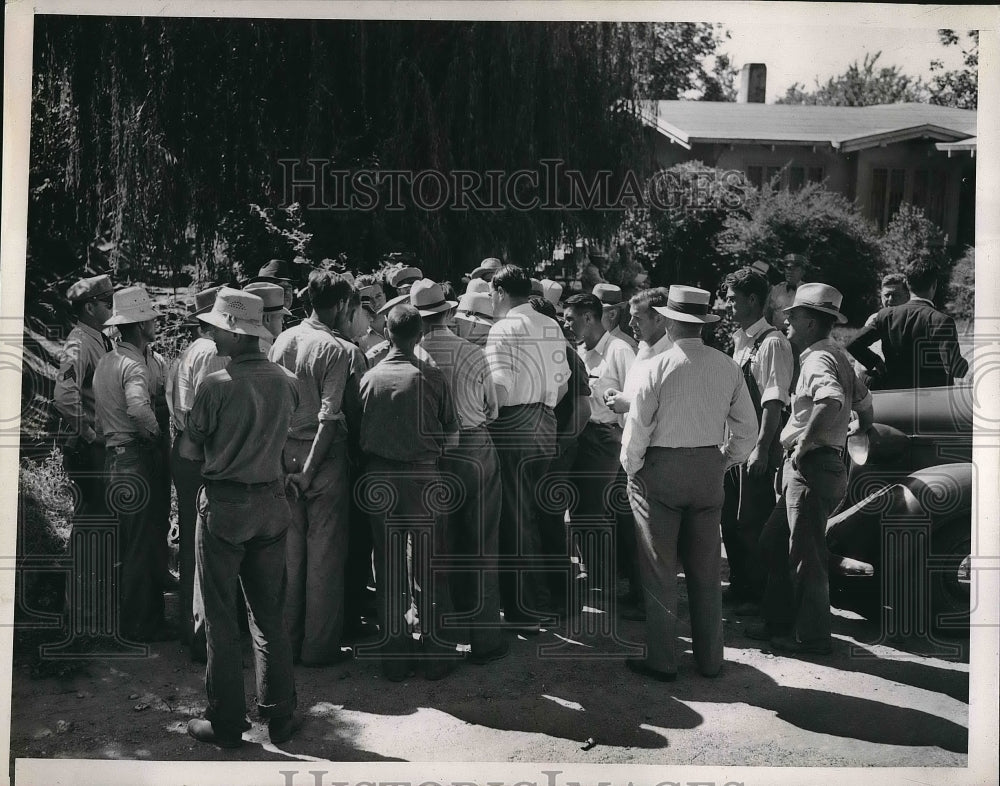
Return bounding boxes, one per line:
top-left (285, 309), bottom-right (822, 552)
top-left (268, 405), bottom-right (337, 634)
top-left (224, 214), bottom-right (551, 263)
top-left (604, 387), bottom-right (630, 414)
top-left (745, 445), bottom-right (770, 478)
top-left (285, 472), bottom-right (312, 500)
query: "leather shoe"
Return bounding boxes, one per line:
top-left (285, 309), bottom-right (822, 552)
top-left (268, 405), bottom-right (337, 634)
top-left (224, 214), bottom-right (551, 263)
top-left (268, 713), bottom-right (303, 744)
top-left (625, 657), bottom-right (677, 682)
top-left (771, 634), bottom-right (833, 655)
top-left (743, 623), bottom-right (776, 641)
top-left (187, 718), bottom-right (242, 749)
top-left (470, 639), bottom-right (510, 665)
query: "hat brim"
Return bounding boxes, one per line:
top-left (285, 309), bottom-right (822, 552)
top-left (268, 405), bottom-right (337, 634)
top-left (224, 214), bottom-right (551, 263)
top-left (601, 301), bottom-right (625, 311)
top-left (652, 305), bottom-right (720, 324)
top-left (377, 293), bottom-right (410, 316)
top-left (197, 311), bottom-right (274, 340)
top-left (782, 304), bottom-right (848, 324)
top-left (248, 275), bottom-right (291, 286)
top-left (468, 267), bottom-right (497, 280)
top-left (416, 300), bottom-right (459, 318)
top-left (456, 312), bottom-right (494, 327)
top-left (104, 309), bottom-right (160, 326)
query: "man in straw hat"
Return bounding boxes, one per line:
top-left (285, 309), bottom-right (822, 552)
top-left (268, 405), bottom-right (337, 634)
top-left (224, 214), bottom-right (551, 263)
top-left (268, 270), bottom-right (368, 666)
top-left (454, 290), bottom-right (494, 347)
top-left (747, 283), bottom-right (873, 656)
top-left (621, 285), bottom-right (757, 681)
top-left (414, 279), bottom-right (507, 664)
top-left (357, 303), bottom-right (462, 680)
top-left (93, 285), bottom-right (174, 642)
top-left (167, 285), bottom-right (228, 652)
top-left (181, 288), bottom-right (302, 748)
top-left (593, 282), bottom-right (639, 352)
top-left (243, 281), bottom-right (292, 355)
top-left (467, 257), bottom-right (503, 282)
top-left (486, 264), bottom-right (569, 631)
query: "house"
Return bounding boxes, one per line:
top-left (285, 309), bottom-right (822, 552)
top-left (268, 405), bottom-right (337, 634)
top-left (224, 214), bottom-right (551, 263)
top-left (638, 67), bottom-right (977, 247)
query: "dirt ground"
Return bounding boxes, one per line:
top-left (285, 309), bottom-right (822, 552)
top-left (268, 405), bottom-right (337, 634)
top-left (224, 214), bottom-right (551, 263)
top-left (8, 578), bottom-right (970, 775)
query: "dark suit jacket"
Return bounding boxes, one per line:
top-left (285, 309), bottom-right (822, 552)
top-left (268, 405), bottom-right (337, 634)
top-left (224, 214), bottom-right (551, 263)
top-left (847, 299), bottom-right (968, 390)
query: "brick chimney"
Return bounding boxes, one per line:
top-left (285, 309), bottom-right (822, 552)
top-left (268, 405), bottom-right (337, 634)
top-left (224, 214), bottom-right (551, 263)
top-left (738, 63), bottom-right (767, 103)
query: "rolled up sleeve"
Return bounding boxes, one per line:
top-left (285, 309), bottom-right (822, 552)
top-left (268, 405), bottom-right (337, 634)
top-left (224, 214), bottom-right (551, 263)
top-left (805, 355), bottom-right (845, 406)
top-left (758, 337), bottom-right (794, 406)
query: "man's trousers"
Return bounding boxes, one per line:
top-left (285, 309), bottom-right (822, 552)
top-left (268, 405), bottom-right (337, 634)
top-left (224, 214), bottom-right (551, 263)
top-left (628, 446), bottom-right (726, 676)
top-left (721, 462), bottom-right (778, 602)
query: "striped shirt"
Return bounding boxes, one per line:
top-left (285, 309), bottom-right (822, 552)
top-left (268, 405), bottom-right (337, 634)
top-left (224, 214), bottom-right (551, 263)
top-left (420, 326), bottom-right (498, 430)
top-left (579, 330), bottom-right (634, 426)
top-left (621, 337), bottom-right (757, 476)
top-left (486, 303), bottom-right (569, 408)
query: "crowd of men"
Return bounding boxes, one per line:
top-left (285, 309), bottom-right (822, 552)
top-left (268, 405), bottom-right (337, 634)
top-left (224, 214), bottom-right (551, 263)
top-left (50, 250), bottom-right (968, 748)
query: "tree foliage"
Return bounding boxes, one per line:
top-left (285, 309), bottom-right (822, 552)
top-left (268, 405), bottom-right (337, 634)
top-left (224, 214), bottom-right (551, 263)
top-left (929, 29), bottom-right (978, 110)
top-left (776, 52), bottom-right (928, 106)
top-left (630, 23), bottom-right (736, 101)
top-left (946, 245), bottom-right (974, 320)
top-left (714, 182), bottom-right (882, 323)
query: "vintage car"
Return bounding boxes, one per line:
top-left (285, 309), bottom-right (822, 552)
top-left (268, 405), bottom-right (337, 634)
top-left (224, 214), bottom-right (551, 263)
top-left (826, 383), bottom-right (973, 635)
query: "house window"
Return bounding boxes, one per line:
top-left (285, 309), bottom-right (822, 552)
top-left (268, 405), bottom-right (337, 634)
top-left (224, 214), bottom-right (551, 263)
top-left (746, 166), bottom-right (763, 189)
top-left (807, 167), bottom-right (824, 184)
top-left (912, 169), bottom-right (947, 228)
top-left (870, 167), bottom-right (906, 230)
top-left (788, 167), bottom-right (805, 191)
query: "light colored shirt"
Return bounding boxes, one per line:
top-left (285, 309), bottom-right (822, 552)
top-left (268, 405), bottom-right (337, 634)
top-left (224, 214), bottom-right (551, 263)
top-left (358, 328), bottom-right (385, 354)
top-left (579, 330), bottom-right (634, 426)
top-left (732, 317), bottom-right (794, 408)
top-left (620, 331), bottom-right (674, 407)
top-left (166, 336), bottom-right (228, 431)
top-left (485, 303), bottom-right (569, 408)
top-left (781, 338), bottom-right (873, 450)
top-left (268, 316), bottom-right (368, 442)
top-left (186, 353), bottom-right (299, 483)
top-left (635, 332), bottom-right (673, 363)
top-left (420, 326), bottom-right (498, 430)
top-left (621, 337), bottom-right (756, 476)
top-left (610, 325), bottom-right (639, 353)
top-left (93, 341), bottom-right (161, 447)
top-left (53, 321), bottom-right (111, 443)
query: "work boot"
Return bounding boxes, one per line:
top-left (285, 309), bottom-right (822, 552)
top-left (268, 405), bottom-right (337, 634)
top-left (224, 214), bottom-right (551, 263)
top-left (187, 718), bottom-right (242, 749)
top-left (268, 713), bottom-right (304, 744)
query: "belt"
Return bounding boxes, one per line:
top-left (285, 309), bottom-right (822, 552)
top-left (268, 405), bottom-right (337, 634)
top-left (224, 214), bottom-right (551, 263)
top-left (499, 402), bottom-right (550, 412)
top-left (785, 445), bottom-right (844, 458)
top-left (207, 477), bottom-right (278, 491)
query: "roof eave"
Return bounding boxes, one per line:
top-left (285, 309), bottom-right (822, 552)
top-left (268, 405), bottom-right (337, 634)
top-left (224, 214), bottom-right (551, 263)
top-left (838, 124), bottom-right (975, 153)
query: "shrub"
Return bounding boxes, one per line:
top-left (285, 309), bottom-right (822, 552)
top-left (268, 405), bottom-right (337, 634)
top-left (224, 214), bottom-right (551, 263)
top-left (946, 245), bottom-right (974, 320)
top-left (715, 182), bottom-right (882, 324)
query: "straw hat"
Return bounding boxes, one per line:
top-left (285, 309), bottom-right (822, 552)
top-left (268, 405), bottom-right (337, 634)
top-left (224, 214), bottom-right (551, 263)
top-left (466, 278), bottom-right (492, 295)
top-left (377, 292), bottom-right (410, 316)
top-left (196, 287), bottom-right (274, 339)
top-left (409, 279), bottom-right (458, 317)
top-left (468, 257), bottom-right (503, 280)
top-left (652, 285), bottom-right (720, 324)
top-left (243, 282), bottom-right (293, 316)
top-left (104, 285), bottom-right (160, 326)
top-left (782, 282), bottom-right (847, 324)
top-left (455, 291), bottom-right (494, 326)
top-left (540, 279), bottom-right (563, 311)
top-left (592, 283), bottom-right (625, 310)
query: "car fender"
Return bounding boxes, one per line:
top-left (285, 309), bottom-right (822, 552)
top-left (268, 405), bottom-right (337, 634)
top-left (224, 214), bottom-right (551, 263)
top-left (885, 463), bottom-right (972, 532)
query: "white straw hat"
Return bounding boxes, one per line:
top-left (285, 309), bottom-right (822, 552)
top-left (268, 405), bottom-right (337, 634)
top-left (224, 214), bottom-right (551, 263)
top-left (197, 287), bottom-right (274, 339)
top-left (652, 285), bottom-right (720, 324)
top-left (104, 285), bottom-right (160, 326)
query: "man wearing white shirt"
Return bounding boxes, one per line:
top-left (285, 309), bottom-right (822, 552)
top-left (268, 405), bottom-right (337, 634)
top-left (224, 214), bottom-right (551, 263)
top-left (486, 265), bottom-right (569, 630)
top-left (563, 293), bottom-right (634, 592)
top-left (721, 268), bottom-right (794, 615)
top-left (621, 286), bottom-right (756, 681)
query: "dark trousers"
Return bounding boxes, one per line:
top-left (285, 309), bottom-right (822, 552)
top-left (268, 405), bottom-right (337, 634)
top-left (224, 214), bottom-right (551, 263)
top-left (628, 447), bottom-right (726, 676)
top-left (570, 421), bottom-right (623, 589)
top-left (63, 440), bottom-right (109, 632)
top-left (281, 437), bottom-right (350, 664)
top-left (364, 457), bottom-right (455, 661)
top-left (170, 440), bottom-right (203, 645)
top-left (440, 426), bottom-right (503, 654)
top-left (105, 443), bottom-right (166, 640)
top-left (489, 404), bottom-right (557, 623)
top-left (196, 480), bottom-right (296, 736)
top-left (721, 463), bottom-right (778, 602)
top-left (345, 459), bottom-right (376, 628)
top-left (616, 465), bottom-right (643, 601)
top-left (63, 439), bottom-right (108, 518)
top-left (537, 431), bottom-right (581, 608)
top-left (760, 449), bottom-right (847, 643)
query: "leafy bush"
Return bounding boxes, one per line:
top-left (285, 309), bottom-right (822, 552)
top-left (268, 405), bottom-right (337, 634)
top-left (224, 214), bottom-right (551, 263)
top-left (946, 245), bottom-right (974, 320)
top-left (879, 203), bottom-right (948, 276)
top-left (715, 182), bottom-right (882, 324)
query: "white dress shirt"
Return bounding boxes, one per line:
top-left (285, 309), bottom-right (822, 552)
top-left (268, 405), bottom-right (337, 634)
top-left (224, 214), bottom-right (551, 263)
top-left (579, 330), bottom-right (634, 426)
top-left (486, 303), bottom-right (569, 408)
top-left (621, 337), bottom-right (757, 475)
top-left (620, 332), bottom-right (673, 406)
top-left (732, 317), bottom-right (794, 408)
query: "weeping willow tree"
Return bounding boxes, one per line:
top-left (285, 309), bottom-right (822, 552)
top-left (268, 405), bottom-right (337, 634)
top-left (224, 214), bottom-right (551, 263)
top-left (28, 17), bottom-right (732, 295)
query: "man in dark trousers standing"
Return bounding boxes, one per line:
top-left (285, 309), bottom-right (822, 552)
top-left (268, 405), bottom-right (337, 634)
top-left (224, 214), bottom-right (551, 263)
top-left (184, 288), bottom-right (301, 748)
top-left (848, 260), bottom-right (968, 390)
top-left (358, 304), bottom-right (461, 681)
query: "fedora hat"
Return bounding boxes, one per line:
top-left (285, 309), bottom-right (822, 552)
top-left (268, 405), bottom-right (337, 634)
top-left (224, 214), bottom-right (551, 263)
top-left (104, 285), bottom-right (160, 326)
top-left (248, 258), bottom-right (294, 285)
top-left (653, 285), bottom-right (720, 324)
top-left (67, 274), bottom-right (113, 303)
top-left (182, 285), bottom-right (227, 325)
top-left (540, 279), bottom-right (563, 305)
top-left (530, 278), bottom-right (544, 297)
top-left (385, 265), bottom-right (423, 290)
top-left (410, 279), bottom-right (458, 317)
top-left (469, 257), bottom-right (503, 280)
top-left (466, 278), bottom-right (492, 296)
top-left (377, 292), bottom-right (410, 316)
top-left (750, 260), bottom-right (771, 276)
top-left (456, 291), bottom-right (494, 326)
top-left (782, 282), bottom-right (847, 324)
top-left (197, 287), bottom-right (274, 340)
top-left (592, 282), bottom-right (625, 309)
top-left (243, 282), bottom-right (293, 316)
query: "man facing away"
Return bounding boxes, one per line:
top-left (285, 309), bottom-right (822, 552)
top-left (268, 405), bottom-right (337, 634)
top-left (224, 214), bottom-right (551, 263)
top-left (847, 260), bottom-right (968, 390)
top-left (183, 288), bottom-right (301, 749)
top-left (749, 283), bottom-right (874, 655)
top-left (621, 285), bottom-right (756, 681)
top-left (486, 264), bottom-right (569, 630)
top-left (358, 304), bottom-right (461, 681)
top-left (268, 270), bottom-right (369, 666)
top-left (721, 267), bottom-right (794, 615)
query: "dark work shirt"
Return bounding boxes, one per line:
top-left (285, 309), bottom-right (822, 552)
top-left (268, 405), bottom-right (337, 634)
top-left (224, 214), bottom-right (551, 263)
top-left (186, 353), bottom-right (299, 483)
top-left (359, 348), bottom-right (460, 463)
top-left (554, 340), bottom-right (591, 436)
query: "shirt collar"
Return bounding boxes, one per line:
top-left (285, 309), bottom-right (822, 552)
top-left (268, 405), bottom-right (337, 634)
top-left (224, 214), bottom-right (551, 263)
top-left (422, 325), bottom-right (457, 341)
top-left (303, 315), bottom-right (337, 337)
top-left (77, 321), bottom-right (107, 342)
top-left (673, 337), bottom-right (704, 347)
top-left (117, 341), bottom-right (143, 359)
top-left (589, 329), bottom-right (612, 355)
top-left (801, 336), bottom-right (836, 360)
top-left (228, 351), bottom-right (265, 366)
top-left (741, 316), bottom-right (772, 339)
top-left (909, 296), bottom-right (935, 307)
top-left (505, 303), bottom-right (535, 318)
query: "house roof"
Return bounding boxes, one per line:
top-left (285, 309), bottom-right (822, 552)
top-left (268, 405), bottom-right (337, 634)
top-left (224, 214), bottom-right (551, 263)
top-left (936, 137), bottom-right (977, 156)
top-left (639, 101), bottom-right (977, 152)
